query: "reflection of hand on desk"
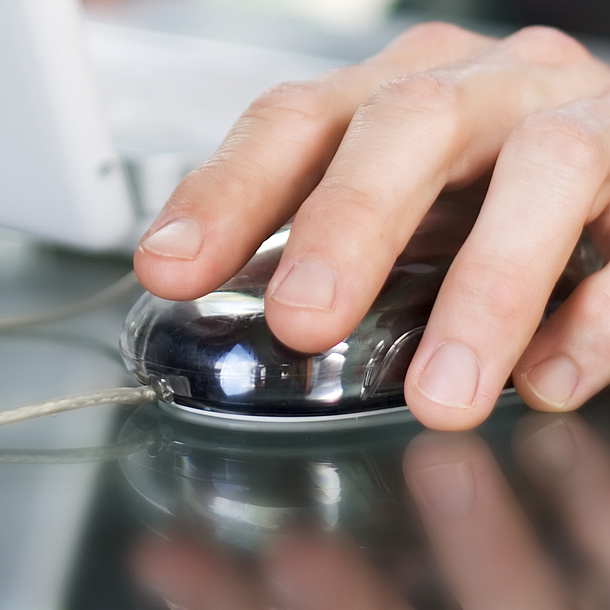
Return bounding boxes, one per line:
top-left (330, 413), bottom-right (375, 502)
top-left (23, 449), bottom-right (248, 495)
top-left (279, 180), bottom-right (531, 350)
top-left (131, 411), bottom-right (610, 609)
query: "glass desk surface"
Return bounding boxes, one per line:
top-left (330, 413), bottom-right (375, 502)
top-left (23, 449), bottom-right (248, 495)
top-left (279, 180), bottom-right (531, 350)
top-left (3, 228), bottom-right (610, 610)
top-left (4, 4), bottom-right (610, 608)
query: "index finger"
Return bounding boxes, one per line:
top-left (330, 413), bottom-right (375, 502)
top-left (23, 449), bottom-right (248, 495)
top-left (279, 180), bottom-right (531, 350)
top-left (134, 24), bottom-right (490, 300)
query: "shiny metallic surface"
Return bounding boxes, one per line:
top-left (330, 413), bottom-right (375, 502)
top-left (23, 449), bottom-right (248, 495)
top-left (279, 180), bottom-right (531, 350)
top-left (121, 196), bottom-right (598, 418)
top-left (155, 387), bottom-right (525, 432)
top-left (157, 399), bottom-right (415, 432)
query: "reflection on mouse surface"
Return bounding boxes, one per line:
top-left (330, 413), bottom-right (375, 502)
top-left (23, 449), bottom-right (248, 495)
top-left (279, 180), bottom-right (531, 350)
top-left (120, 196), bottom-right (598, 422)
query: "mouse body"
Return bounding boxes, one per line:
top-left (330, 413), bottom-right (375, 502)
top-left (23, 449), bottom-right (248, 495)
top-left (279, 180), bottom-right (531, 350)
top-left (120, 196), bottom-right (597, 423)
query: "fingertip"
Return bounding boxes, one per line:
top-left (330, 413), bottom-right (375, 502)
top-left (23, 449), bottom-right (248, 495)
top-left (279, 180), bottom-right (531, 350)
top-left (134, 211), bottom-right (256, 301)
top-left (400, 336), bottom-right (498, 430)
top-left (263, 299), bottom-right (352, 353)
top-left (404, 371), bottom-right (496, 431)
top-left (513, 356), bottom-right (582, 413)
top-left (133, 248), bottom-right (217, 301)
top-left (133, 213), bottom-right (208, 300)
top-left (263, 260), bottom-right (367, 353)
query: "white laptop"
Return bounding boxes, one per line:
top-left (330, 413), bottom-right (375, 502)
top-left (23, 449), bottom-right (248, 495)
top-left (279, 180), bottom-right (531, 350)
top-left (0, 0), bottom-right (341, 251)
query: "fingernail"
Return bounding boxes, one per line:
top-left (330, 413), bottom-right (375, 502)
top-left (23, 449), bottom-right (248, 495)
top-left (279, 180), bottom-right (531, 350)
top-left (140, 218), bottom-right (204, 260)
top-left (413, 461), bottom-right (475, 519)
top-left (524, 356), bottom-right (579, 408)
top-left (526, 419), bottom-right (577, 474)
top-left (270, 260), bottom-right (336, 311)
top-left (415, 343), bottom-right (479, 408)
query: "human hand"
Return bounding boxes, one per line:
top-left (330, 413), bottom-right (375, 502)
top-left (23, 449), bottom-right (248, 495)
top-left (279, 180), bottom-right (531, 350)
top-left (134, 23), bottom-right (610, 430)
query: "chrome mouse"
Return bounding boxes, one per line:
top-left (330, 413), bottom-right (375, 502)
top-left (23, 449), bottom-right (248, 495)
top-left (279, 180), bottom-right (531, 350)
top-left (120, 195), bottom-right (597, 426)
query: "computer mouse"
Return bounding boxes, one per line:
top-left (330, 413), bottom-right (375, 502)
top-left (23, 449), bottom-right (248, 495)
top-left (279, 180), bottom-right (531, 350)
top-left (120, 195), bottom-right (598, 426)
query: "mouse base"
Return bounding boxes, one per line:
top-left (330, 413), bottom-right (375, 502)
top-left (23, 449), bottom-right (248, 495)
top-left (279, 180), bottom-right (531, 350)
top-left (156, 388), bottom-right (523, 433)
top-left (157, 400), bottom-right (417, 433)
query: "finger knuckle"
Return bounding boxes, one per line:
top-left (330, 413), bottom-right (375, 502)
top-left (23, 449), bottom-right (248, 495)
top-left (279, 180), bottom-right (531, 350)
top-left (363, 72), bottom-right (462, 123)
top-left (248, 80), bottom-right (334, 121)
top-left (314, 182), bottom-right (384, 223)
top-left (170, 168), bottom-right (203, 205)
top-left (400, 21), bottom-right (475, 48)
top-left (576, 276), bottom-right (610, 328)
top-left (376, 22), bottom-right (488, 72)
top-left (455, 257), bottom-right (535, 325)
top-left (513, 111), bottom-right (605, 176)
top-left (573, 277), bottom-right (610, 360)
top-left (503, 26), bottom-right (590, 64)
top-left (305, 183), bottom-right (403, 258)
top-left (192, 152), bottom-right (270, 205)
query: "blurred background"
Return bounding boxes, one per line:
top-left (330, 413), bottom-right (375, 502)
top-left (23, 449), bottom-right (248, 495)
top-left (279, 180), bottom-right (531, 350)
top-left (83, 0), bottom-right (610, 37)
top-left (3, 0), bottom-right (610, 252)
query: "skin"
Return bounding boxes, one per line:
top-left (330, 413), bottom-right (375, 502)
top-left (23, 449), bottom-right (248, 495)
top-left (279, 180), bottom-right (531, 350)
top-left (135, 23), bottom-right (610, 430)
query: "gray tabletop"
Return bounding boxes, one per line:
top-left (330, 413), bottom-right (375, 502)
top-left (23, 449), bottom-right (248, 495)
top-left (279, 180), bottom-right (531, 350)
top-left (0, 229), bottom-right (140, 609)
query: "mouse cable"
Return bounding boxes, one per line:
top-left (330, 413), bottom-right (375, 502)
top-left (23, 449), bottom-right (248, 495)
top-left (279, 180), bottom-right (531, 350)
top-left (0, 385), bottom-right (157, 427)
top-left (0, 270), bottom-right (141, 331)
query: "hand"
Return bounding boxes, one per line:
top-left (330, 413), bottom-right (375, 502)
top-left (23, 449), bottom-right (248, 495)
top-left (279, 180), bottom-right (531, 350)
top-left (134, 23), bottom-right (610, 430)
top-left (131, 412), bottom-right (610, 609)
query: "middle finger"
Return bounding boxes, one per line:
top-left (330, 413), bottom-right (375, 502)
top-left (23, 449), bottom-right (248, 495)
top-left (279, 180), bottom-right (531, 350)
top-left (264, 28), bottom-right (609, 373)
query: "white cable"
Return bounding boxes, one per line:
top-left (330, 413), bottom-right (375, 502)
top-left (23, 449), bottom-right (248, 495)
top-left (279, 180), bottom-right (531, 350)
top-left (0, 385), bottom-right (157, 427)
top-left (0, 270), bottom-right (141, 331)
